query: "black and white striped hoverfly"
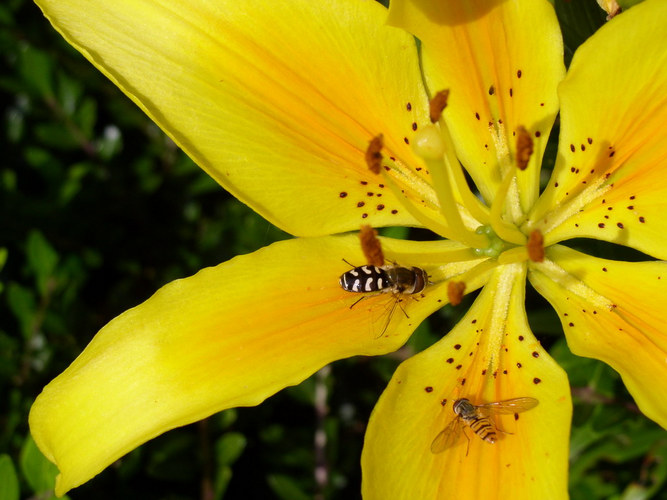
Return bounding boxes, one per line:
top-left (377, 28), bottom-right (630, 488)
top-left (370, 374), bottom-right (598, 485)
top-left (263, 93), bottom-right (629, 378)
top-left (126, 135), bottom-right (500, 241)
top-left (430, 397), bottom-right (539, 454)
top-left (339, 263), bottom-right (429, 337)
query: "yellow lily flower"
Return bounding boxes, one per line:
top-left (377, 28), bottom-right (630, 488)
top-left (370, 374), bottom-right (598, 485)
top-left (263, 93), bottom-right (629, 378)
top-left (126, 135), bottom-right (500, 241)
top-left (29, 0), bottom-right (667, 498)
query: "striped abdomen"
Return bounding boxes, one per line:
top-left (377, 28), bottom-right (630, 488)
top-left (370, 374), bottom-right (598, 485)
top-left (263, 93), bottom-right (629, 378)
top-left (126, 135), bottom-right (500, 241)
top-left (339, 265), bottom-right (390, 293)
top-left (463, 414), bottom-right (497, 443)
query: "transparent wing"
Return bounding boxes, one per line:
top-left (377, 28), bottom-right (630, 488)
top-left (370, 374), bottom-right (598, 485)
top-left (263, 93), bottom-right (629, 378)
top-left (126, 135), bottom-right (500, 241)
top-left (372, 294), bottom-right (407, 338)
top-left (430, 417), bottom-right (463, 454)
top-left (476, 397), bottom-right (539, 417)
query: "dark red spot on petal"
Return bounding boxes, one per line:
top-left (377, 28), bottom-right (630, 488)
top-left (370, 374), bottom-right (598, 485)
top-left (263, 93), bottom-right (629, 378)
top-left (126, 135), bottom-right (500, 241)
top-left (532, 351), bottom-right (539, 358)
top-left (425, 386), bottom-right (433, 393)
top-left (339, 192), bottom-right (347, 198)
top-left (454, 344), bottom-right (461, 350)
top-left (533, 377), bottom-right (542, 384)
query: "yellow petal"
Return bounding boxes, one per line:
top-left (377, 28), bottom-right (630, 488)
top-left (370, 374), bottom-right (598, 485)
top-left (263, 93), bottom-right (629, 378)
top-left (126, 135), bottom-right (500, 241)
top-left (527, 0), bottom-right (667, 259)
top-left (529, 244), bottom-right (667, 428)
top-left (35, 0), bottom-right (434, 236)
top-left (362, 264), bottom-right (570, 500)
top-left (29, 235), bottom-right (483, 495)
top-left (387, 0), bottom-right (565, 212)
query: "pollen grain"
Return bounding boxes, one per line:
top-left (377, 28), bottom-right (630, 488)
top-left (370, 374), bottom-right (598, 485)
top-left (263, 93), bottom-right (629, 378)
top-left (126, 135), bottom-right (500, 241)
top-left (429, 89), bottom-right (450, 123)
top-left (365, 134), bottom-right (384, 174)
top-left (447, 281), bottom-right (466, 306)
top-left (359, 225), bottom-right (384, 267)
top-left (515, 126), bottom-right (534, 171)
top-left (526, 229), bottom-right (545, 263)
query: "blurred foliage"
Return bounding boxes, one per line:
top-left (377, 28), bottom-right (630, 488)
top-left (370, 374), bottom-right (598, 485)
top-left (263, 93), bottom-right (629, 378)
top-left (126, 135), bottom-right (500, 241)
top-left (0, 0), bottom-right (663, 499)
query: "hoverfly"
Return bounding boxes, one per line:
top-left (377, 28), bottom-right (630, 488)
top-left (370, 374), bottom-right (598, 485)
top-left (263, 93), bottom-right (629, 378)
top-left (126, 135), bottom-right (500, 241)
top-left (430, 397), bottom-right (539, 454)
top-left (339, 263), bottom-right (429, 336)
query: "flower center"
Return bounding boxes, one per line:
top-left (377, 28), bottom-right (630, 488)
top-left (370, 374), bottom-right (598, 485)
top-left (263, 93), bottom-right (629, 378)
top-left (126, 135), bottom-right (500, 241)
top-left (472, 225), bottom-right (506, 258)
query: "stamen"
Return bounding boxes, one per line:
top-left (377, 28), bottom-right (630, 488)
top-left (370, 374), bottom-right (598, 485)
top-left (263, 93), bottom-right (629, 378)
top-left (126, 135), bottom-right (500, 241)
top-left (497, 246), bottom-right (529, 265)
top-left (365, 134), bottom-right (383, 174)
top-left (472, 225), bottom-right (506, 258)
top-left (526, 230), bottom-right (545, 263)
top-left (379, 173), bottom-right (454, 239)
top-left (359, 225), bottom-right (384, 267)
top-left (429, 89), bottom-right (449, 123)
top-left (596, 0), bottom-right (622, 19)
top-left (515, 126), bottom-right (534, 171)
top-left (413, 125), bottom-right (487, 249)
top-left (489, 168), bottom-right (527, 245)
top-left (447, 281), bottom-right (466, 306)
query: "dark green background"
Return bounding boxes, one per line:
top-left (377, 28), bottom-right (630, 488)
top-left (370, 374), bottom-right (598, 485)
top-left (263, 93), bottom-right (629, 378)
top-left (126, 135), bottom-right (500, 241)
top-left (1, 0), bottom-right (665, 498)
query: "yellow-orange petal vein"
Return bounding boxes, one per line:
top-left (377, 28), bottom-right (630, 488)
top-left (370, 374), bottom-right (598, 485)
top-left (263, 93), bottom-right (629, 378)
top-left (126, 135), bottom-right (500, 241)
top-left (527, 0), bottom-right (667, 259)
top-left (35, 0), bottom-right (434, 236)
top-left (387, 0), bottom-right (564, 213)
top-left (362, 264), bottom-right (570, 500)
top-left (529, 244), bottom-right (667, 428)
top-left (30, 235), bottom-right (457, 495)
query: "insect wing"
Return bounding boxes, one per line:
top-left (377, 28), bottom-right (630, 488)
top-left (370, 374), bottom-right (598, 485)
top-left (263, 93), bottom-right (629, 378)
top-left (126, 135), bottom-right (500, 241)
top-left (430, 417), bottom-right (463, 454)
top-left (475, 397), bottom-right (539, 417)
top-left (371, 294), bottom-right (405, 338)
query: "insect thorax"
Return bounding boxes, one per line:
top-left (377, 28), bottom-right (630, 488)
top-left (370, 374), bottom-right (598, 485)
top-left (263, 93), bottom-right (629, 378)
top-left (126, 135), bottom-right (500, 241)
top-left (453, 399), bottom-right (478, 420)
top-left (385, 266), bottom-right (427, 294)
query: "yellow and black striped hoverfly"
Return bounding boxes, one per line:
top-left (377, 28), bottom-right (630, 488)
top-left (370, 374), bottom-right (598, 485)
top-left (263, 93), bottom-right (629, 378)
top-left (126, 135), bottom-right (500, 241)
top-left (431, 397), bottom-right (539, 454)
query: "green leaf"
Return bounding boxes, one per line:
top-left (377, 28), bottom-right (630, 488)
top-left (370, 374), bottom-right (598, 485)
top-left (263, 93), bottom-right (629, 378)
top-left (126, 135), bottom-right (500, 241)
top-left (19, 435), bottom-right (59, 494)
top-left (266, 474), bottom-right (310, 500)
top-left (0, 454), bottom-right (19, 500)
top-left (18, 45), bottom-right (54, 97)
top-left (215, 432), bottom-right (246, 467)
top-left (73, 97), bottom-right (97, 138)
top-left (552, 0), bottom-right (606, 66)
top-left (0, 247), bottom-right (7, 294)
top-left (213, 465), bottom-right (232, 500)
top-left (6, 282), bottom-right (36, 339)
top-left (26, 230), bottom-right (59, 296)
